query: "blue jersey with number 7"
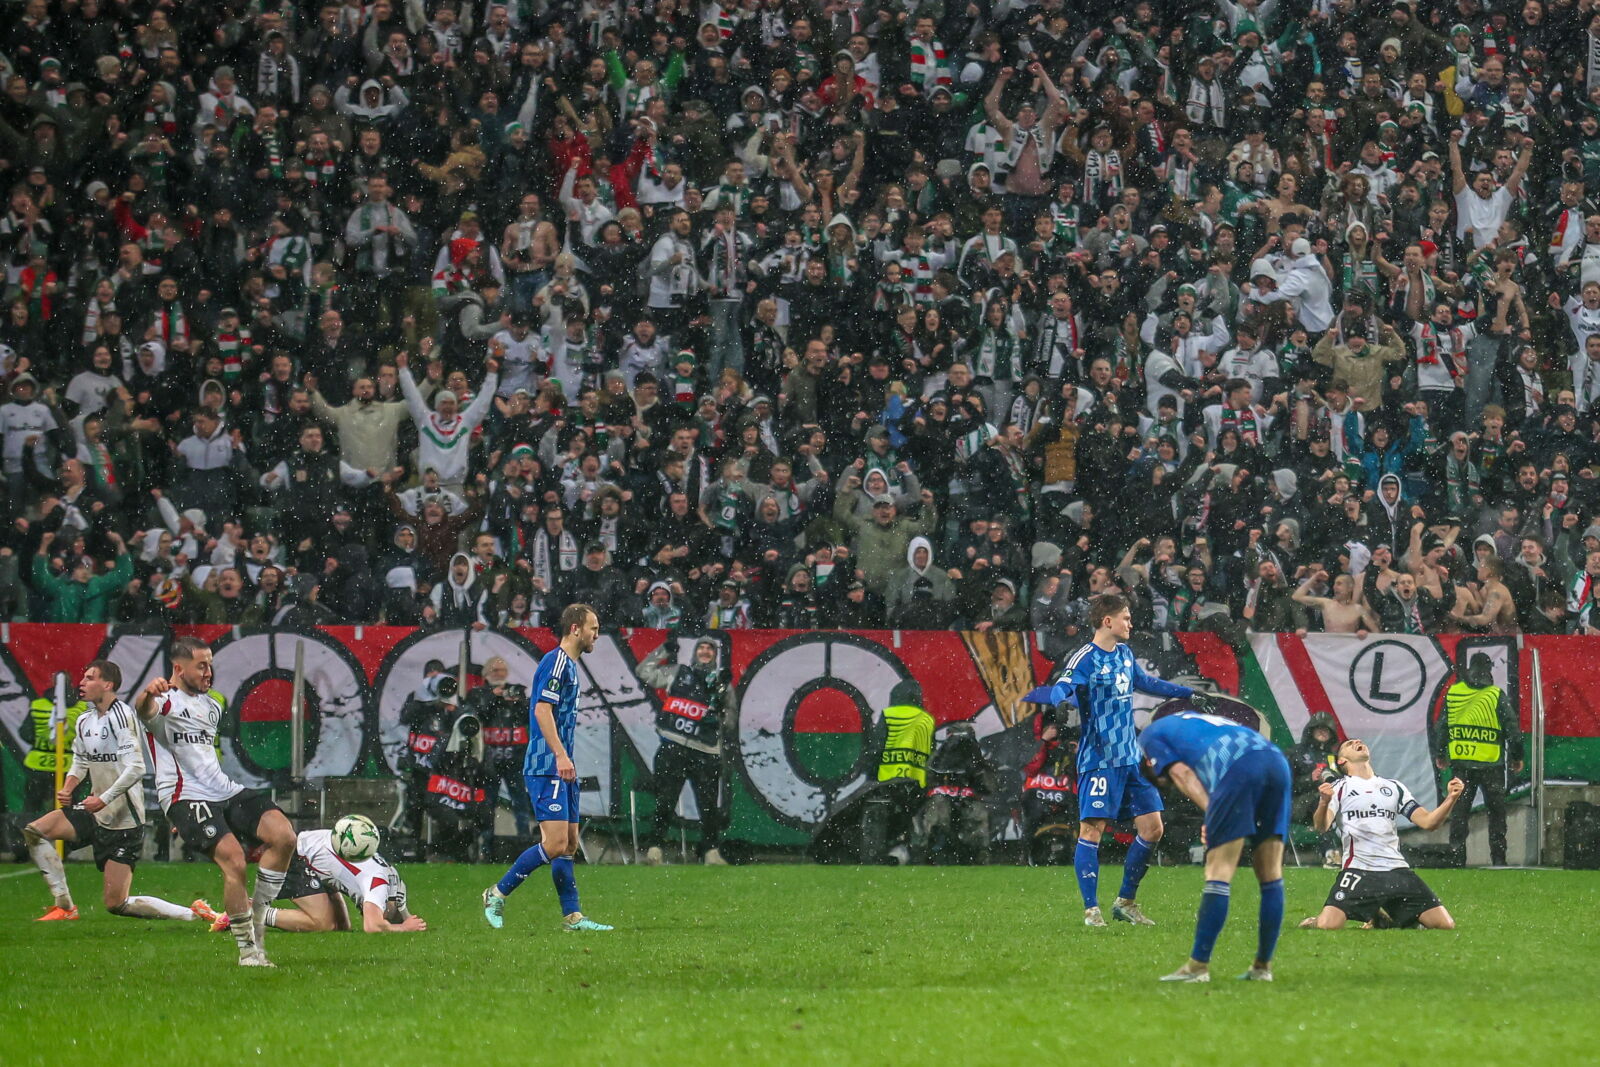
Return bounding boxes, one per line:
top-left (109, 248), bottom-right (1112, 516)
top-left (524, 647), bottom-right (580, 777)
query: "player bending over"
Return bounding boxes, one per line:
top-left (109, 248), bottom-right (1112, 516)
top-left (25, 660), bottom-right (218, 927)
top-left (136, 637), bottom-right (298, 967)
top-left (1058, 593), bottom-right (1204, 927)
top-left (226, 828), bottom-right (426, 934)
top-left (482, 604), bottom-right (612, 932)
top-left (1299, 739), bottom-right (1462, 931)
top-left (1139, 710), bottom-right (1292, 983)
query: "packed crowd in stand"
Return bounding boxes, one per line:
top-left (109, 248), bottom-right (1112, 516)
top-left (4, 0), bottom-right (1600, 643)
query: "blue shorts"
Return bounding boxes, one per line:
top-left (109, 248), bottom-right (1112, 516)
top-left (1079, 765), bottom-right (1164, 822)
top-left (525, 775), bottom-right (579, 825)
top-left (1204, 747), bottom-right (1292, 848)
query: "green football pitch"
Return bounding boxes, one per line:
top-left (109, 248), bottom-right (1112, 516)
top-left (1, 862), bottom-right (1595, 1066)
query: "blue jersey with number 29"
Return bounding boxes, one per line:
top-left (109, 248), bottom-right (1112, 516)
top-left (1062, 641), bottom-right (1191, 774)
top-left (524, 647), bottom-right (580, 777)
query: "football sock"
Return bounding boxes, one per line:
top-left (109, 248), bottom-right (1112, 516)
top-left (1118, 836), bottom-right (1157, 901)
top-left (27, 832), bottom-right (73, 910)
top-left (119, 896), bottom-right (195, 921)
top-left (251, 866), bottom-right (287, 948)
top-left (496, 843), bottom-right (549, 896)
top-left (229, 911), bottom-right (256, 955)
top-left (551, 857), bottom-right (580, 916)
top-left (1257, 879), bottom-right (1285, 964)
top-left (264, 907), bottom-right (281, 928)
top-left (1191, 880), bottom-right (1231, 964)
top-left (251, 866), bottom-right (287, 910)
top-left (1073, 838), bottom-right (1100, 909)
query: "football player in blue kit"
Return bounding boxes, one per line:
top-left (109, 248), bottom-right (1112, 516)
top-left (1139, 710), bottom-right (1293, 983)
top-left (482, 604), bottom-right (612, 932)
top-left (1053, 593), bottom-right (1206, 928)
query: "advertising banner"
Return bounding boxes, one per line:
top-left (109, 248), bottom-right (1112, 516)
top-left (1, 626), bottom-right (1593, 846)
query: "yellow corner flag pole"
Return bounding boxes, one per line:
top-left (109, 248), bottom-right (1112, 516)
top-left (52, 672), bottom-right (69, 858)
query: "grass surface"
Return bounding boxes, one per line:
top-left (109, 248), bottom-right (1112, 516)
top-left (1, 861), bottom-right (1595, 1066)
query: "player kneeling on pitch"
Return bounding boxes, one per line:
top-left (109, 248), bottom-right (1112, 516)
top-left (1299, 739), bottom-right (1463, 931)
top-left (1139, 710), bottom-right (1292, 983)
top-left (229, 820), bottom-right (426, 934)
top-left (25, 660), bottom-right (217, 927)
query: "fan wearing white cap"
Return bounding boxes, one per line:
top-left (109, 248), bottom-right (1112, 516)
top-left (395, 348), bottom-right (500, 492)
top-left (1255, 236), bottom-right (1334, 332)
top-left (0, 371), bottom-right (57, 499)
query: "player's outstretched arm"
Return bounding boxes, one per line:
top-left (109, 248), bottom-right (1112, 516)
top-left (1407, 777), bottom-right (1465, 831)
top-left (361, 902), bottom-right (427, 932)
top-left (133, 676), bottom-right (173, 722)
top-left (1129, 659), bottom-right (1193, 700)
top-left (1165, 761), bottom-right (1210, 812)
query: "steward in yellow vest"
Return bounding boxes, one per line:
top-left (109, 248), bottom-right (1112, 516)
top-left (1433, 653), bottom-right (1523, 866)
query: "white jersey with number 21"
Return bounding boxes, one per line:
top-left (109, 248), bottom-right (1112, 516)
top-left (145, 688), bottom-right (243, 809)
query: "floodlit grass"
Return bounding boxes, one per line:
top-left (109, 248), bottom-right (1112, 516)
top-left (1, 862), bottom-right (1595, 1066)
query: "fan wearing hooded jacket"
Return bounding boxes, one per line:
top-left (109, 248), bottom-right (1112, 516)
top-left (886, 535), bottom-right (955, 628)
top-left (426, 552), bottom-right (487, 629)
top-left (375, 523), bottom-right (436, 625)
top-left (334, 78), bottom-right (409, 124)
top-left (1363, 472), bottom-right (1416, 551)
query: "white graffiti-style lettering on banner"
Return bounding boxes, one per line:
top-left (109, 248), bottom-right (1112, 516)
top-left (0, 629), bottom-right (933, 830)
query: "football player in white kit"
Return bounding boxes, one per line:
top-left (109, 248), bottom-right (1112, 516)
top-left (252, 828), bottom-right (427, 934)
top-left (24, 660), bottom-right (217, 926)
top-left (135, 637), bottom-right (298, 966)
top-left (1300, 738), bottom-right (1464, 931)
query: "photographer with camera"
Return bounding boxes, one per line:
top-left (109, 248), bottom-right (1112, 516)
top-left (424, 706), bottom-right (489, 863)
top-left (463, 656), bottom-right (533, 860)
top-left (913, 723), bottom-right (999, 865)
top-left (636, 636), bottom-right (736, 865)
top-left (1021, 703), bottom-right (1079, 866)
top-left (395, 660), bottom-right (458, 842)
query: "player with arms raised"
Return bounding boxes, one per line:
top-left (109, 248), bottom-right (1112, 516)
top-left (1139, 710), bottom-right (1292, 982)
top-left (482, 604), bottom-right (613, 932)
top-left (25, 660), bottom-right (214, 926)
top-left (1300, 739), bottom-right (1463, 930)
top-left (135, 637), bottom-right (298, 966)
top-left (1059, 593), bottom-right (1203, 927)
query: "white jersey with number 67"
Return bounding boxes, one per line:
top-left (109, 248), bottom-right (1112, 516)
top-left (1332, 775), bottom-right (1420, 872)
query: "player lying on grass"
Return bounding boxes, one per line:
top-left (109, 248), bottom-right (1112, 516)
top-left (213, 829), bottom-right (426, 934)
top-left (1299, 739), bottom-right (1463, 931)
top-left (1138, 710), bottom-right (1292, 983)
top-left (25, 659), bottom-right (219, 927)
